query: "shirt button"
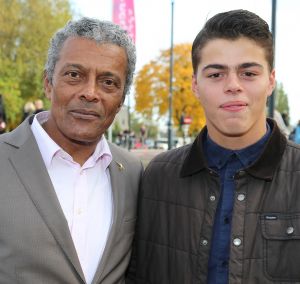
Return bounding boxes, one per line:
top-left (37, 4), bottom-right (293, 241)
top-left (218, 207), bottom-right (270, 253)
top-left (286, 226), bottom-right (294, 235)
top-left (222, 260), bottom-right (228, 268)
top-left (236, 170), bottom-right (246, 179)
top-left (224, 217), bottom-right (230, 224)
top-left (201, 239), bottom-right (208, 246)
top-left (209, 195), bottom-right (216, 202)
top-left (233, 238), bottom-right (242, 246)
top-left (237, 193), bottom-right (246, 201)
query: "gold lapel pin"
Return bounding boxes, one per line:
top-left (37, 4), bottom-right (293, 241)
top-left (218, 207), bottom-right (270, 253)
top-left (116, 161), bottom-right (125, 171)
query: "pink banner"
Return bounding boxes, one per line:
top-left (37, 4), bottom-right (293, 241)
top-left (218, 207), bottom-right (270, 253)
top-left (113, 0), bottom-right (136, 43)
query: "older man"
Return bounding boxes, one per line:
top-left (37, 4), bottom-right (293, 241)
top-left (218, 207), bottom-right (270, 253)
top-left (0, 18), bottom-right (142, 284)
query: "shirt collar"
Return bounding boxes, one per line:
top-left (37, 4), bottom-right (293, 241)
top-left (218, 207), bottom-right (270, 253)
top-left (235, 123), bottom-right (271, 168)
top-left (204, 135), bottom-right (233, 169)
top-left (204, 123), bottom-right (271, 170)
top-left (31, 111), bottom-right (112, 169)
top-left (180, 119), bottom-right (284, 180)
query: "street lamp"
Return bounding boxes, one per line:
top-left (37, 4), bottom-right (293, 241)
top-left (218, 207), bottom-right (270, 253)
top-left (168, 0), bottom-right (174, 150)
top-left (268, 0), bottom-right (277, 118)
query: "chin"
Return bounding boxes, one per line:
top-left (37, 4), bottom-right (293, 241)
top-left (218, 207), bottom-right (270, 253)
top-left (221, 123), bottom-right (249, 137)
top-left (67, 129), bottom-right (101, 144)
top-left (70, 136), bottom-right (100, 146)
top-left (223, 131), bottom-right (246, 138)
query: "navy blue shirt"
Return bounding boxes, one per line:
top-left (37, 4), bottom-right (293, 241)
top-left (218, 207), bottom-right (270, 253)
top-left (205, 125), bottom-right (271, 284)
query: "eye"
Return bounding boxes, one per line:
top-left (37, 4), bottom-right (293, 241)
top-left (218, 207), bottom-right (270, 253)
top-left (63, 71), bottom-right (82, 81)
top-left (66, 71), bottom-right (80, 78)
top-left (103, 79), bottom-right (115, 86)
top-left (240, 70), bottom-right (259, 80)
top-left (243, 71), bottom-right (256, 77)
top-left (207, 73), bottom-right (223, 79)
top-left (100, 77), bottom-right (121, 91)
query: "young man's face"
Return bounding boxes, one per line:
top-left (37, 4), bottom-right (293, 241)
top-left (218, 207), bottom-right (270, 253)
top-left (44, 37), bottom-right (127, 147)
top-left (192, 37), bottom-right (275, 149)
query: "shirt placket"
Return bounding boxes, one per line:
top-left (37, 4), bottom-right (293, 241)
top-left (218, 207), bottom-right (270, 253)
top-left (71, 168), bottom-right (88, 270)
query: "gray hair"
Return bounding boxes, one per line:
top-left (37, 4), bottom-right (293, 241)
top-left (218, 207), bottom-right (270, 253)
top-left (45, 17), bottom-right (136, 96)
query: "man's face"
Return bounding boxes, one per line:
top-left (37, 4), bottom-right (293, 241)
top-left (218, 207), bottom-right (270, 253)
top-left (44, 37), bottom-right (127, 146)
top-left (192, 37), bottom-right (275, 148)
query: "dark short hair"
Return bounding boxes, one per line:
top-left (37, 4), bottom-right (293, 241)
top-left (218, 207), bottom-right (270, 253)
top-left (191, 9), bottom-right (273, 74)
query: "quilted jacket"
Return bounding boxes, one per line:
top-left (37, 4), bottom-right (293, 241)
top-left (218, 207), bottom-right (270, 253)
top-left (127, 119), bottom-right (300, 284)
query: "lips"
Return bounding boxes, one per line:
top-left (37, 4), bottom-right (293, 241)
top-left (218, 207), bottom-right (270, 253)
top-left (220, 101), bottom-right (247, 112)
top-left (70, 109), bottom-right (100, 119)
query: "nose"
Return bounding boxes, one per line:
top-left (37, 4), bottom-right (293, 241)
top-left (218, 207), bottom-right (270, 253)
top-left (80, 78), bottom-right (99, 102)
top-left (224, 72), bottom-right (242, 95)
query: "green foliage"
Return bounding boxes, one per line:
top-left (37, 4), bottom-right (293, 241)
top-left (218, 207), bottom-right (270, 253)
top-left (129, 112), bottom-right (158, 139)
top-left (275, 82), bottom-right (290, 125)
top-left (112, 121), bottom-right (122, 142)
top-left (146, 123), bottom-right (158, 139)
top-left (0, 0), bottom-right (72, 128)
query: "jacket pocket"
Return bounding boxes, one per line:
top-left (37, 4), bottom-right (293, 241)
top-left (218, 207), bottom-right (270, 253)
top-left (261, 213), bottom-right (300, 282)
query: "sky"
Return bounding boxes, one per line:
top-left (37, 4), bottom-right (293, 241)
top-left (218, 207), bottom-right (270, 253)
top-left (71, 0), bottom-right (300, 125)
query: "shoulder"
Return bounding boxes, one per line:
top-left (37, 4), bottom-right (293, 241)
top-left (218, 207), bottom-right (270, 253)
top-left (145, 144), bottom-right (192, 175)
top-left (0, 118), bottom-right (32, 146)
top-left (280, 140), bottom-right (300, 170)
top-left (285, 139), bottom-right (300, 154)
top-left (108, 142), bottom-right (143, 170)
top-left (152, 144), bottom-right (191, 163)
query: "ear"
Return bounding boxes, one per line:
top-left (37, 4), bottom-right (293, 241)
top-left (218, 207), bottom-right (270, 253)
top-left (267, 69), bottom-right (276, 97)
top-left (43, 72), bottom-right (52, 100)
top-left (192, 74), bottom-right (200, 99)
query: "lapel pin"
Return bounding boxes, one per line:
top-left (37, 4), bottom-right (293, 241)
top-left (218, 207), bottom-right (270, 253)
top-left (116, 161), bottom-right (125, 171)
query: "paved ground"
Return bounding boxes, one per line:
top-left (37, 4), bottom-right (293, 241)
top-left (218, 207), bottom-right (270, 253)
top-left (130, 149), bottom-right (165, 167)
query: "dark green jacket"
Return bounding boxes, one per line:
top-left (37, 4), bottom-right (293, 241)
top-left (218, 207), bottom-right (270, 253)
top-left (127, 119), bottom-right (300, 284)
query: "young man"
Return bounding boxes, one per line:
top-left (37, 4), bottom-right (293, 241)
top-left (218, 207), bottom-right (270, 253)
top-left (126, 10), bottom-right (300, 283)
top-left (0, 18), bottom-right (142, 284)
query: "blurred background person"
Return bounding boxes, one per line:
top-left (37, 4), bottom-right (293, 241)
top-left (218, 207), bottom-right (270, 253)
top-left (291, 120), bottom-right (300, 144)
top-left (33, 99), bottom-right (45, 114)
top-left (22, 101), bottom-right (36, 121)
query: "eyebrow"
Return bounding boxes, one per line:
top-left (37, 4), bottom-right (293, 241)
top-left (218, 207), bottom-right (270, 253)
top-left (239, 62), bottom-right (263, 69)
top-left (202, 62), bottom-right (264, 72)
top-left (61, 64), bottom-right (121, 79)
top-left (60, 63), bottom-right (85, 74)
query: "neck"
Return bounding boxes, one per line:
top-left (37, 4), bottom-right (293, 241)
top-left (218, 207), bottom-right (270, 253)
top-left (207, 124), bottom-right (267, 150)
top-left (63, 141), bottom-right (97, 166)
top-left (42, 122), bottom-right (99, 166)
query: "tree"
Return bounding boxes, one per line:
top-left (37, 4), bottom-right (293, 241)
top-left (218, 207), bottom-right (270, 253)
top-left (0, 0), bottom-right (72, 129)
top-left (134, 43), bottom-right (206, 136)
top-left (275, 82), bottom-right (290, 125)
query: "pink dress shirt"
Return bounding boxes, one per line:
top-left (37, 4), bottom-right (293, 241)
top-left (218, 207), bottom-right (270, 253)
top-left (31, 111), bottom-right (113, 284)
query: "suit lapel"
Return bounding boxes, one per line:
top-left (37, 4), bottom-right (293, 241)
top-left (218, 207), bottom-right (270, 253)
top-left (92, 154), bottom-right (126, 283)
top-left (9, 132), bottom-right (85, 282)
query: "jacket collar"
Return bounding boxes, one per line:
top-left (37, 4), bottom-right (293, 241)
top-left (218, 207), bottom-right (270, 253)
top-left (180, 118), bottom-right (287, 181)
top-left (180, 127), bottom-right (207, 177)
top-left (246, 118), bottom-right (287, 180)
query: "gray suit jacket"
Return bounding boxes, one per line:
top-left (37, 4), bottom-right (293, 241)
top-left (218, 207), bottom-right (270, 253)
top-left (0, 117), bottom-right (143, 284)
